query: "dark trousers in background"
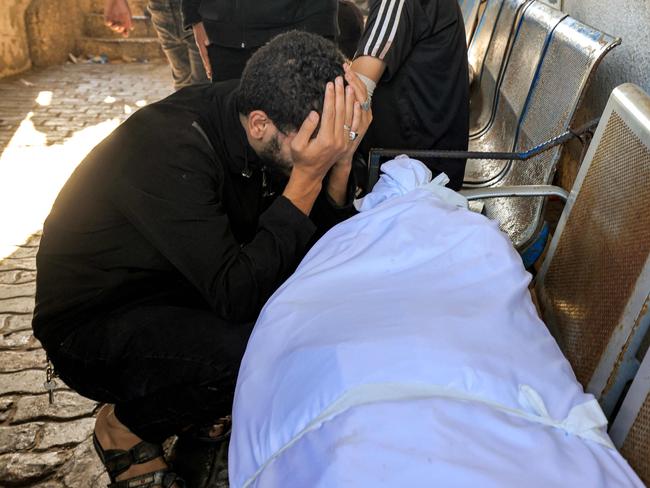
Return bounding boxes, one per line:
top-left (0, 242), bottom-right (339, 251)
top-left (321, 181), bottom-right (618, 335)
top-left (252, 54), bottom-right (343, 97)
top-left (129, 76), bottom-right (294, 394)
top-left (207, 44), bottom-right (259, 82)
top-left (49, 304), bottom-right (253, 443)
top-left (204, 0), bottom-right (366, 82)
top-left (206, 29), bottom-right (349, 83)
top-left (148, 0), bottom-right (208, 89)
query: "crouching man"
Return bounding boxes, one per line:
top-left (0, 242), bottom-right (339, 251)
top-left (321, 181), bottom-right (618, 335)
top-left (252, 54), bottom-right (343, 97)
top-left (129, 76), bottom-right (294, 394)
top-left (32, 31), bottom-right (371, 488)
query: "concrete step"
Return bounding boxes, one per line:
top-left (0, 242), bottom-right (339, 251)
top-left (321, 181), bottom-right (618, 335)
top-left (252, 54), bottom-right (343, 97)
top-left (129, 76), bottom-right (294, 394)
top-left (77, 37), bottom-right (163, 60)
top-left (89, 0), bottom-right (149, 16)
top-left (85, 13), bottom-right (157, 38)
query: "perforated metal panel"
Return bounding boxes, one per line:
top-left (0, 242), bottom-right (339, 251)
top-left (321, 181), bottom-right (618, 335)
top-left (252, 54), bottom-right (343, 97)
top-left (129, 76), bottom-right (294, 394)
top-left (620, 393), bottom-right (650, 484)
top-left (482, 18), bottom-right (619, 248)
top-left (540, 112), bottom-right (650, 387)
top-left (535, 86), bottom-right (650, 426)
top-left (469, 0), bottom-right (530, 136)
top-left (465, 2), bottom-right (566, 185)
top-left (612, 340), bottom-right (650, 484)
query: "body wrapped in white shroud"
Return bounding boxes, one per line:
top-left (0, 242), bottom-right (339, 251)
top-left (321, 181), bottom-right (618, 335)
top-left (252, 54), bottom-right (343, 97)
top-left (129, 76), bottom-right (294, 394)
top-left (229, 158), bottom-right (643, 488)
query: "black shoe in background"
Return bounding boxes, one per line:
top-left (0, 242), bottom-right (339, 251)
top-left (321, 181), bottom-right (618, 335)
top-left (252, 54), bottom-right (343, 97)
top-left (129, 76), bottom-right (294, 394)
top-left (170, 433), bottom-right (229, 488)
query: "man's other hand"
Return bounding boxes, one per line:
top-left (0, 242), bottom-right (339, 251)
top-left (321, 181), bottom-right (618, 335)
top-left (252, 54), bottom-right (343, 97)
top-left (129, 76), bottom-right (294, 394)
top-left (290, 77), bottom-right (350, 180)
top-left (325, 64), bottom-right (373, 206)
top-left (338, 63), bottom-right (373, 165)
top-left (104, 0), bottom-right (133, 37)
top-left (192, 22), bottom-right (212, 80)
top-left (284, 77), bottom-right (350, 215)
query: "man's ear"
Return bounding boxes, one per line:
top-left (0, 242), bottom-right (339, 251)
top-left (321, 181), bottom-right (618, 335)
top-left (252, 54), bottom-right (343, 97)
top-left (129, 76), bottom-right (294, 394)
top-left (246, 110), bottom-right (271, 141)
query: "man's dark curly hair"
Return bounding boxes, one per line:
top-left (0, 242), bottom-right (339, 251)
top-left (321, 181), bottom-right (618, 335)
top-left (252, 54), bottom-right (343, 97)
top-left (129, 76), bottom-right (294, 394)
top-left (236, 31), bottom-right (346, 133)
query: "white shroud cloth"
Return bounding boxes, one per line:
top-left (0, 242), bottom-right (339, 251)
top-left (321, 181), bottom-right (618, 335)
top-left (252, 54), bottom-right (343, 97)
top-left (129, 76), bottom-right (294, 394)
top-left (229, 157), bottom-right (643, 488)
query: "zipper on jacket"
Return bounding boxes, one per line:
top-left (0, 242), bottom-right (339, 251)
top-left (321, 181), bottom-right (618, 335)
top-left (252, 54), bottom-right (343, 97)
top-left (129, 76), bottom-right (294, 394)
top-left (237, 0), bottom-right (246, 48)
top-left (242, 145), bottom-right (253, 178)
top-left (261, 166), bottom-right (276, 198)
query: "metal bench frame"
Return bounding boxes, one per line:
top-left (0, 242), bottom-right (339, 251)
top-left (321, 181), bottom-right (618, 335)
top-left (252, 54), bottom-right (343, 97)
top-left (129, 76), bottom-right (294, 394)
top-left (535, 83), bottom-right (650, 418)
top-left (367, 117), bottom-right (598, 194)
top-left (468, 0), bottom-right (532, 133)
top-left (465, 1), bottom-right (619, 252)
top-left (459, 0), bottom-right (484, 45)
top-left (610, 343), bottom-right (650, 485)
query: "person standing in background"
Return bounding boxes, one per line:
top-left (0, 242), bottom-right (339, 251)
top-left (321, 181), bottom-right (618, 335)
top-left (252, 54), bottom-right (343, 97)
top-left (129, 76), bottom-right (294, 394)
top-left (338, 0), bottom-right (366, 59)
top-left (182, 0), bottom-right (340, 82)
top-left (352, 0), bottom-right (470, 190)
top-left (104, 0), bottom-right (208, 89)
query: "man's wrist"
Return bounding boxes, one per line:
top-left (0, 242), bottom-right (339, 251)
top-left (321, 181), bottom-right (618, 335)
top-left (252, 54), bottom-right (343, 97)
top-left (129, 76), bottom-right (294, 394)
top-left (327, 161), bottom-right (352, 207)
top-left (283, 168), bottom-right (323, 216)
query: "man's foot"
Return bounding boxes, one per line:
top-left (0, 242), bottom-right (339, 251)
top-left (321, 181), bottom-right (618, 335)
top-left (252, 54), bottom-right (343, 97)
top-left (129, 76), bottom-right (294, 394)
top-left (94, 404), bottom-right (182, 487)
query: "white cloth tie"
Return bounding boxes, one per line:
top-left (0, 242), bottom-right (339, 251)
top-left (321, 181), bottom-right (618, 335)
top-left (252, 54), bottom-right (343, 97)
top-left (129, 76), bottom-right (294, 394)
top-left (354, 155), bottom-right (468, 212)
top-left (242, 382), bottom-right (613, 487)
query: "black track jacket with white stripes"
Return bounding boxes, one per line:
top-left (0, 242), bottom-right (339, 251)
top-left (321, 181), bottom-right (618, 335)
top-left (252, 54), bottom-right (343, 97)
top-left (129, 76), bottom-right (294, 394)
top-left (357, 0), bottom-right (470, 190)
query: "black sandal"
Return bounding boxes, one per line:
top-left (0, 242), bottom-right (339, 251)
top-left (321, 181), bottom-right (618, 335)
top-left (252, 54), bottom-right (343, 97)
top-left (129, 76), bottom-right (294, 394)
top-left (93, 433), bottom-right (185, 488)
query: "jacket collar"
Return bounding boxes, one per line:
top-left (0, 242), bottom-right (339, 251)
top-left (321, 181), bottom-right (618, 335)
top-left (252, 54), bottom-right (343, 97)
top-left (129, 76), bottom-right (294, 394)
top-left (203, 81), bottom-right (262, 177)
top-left (223, 86), bottom-right (262, 178)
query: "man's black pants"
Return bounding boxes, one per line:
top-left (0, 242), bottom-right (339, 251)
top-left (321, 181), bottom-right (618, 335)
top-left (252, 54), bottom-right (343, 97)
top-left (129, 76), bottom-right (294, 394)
top-left (49, 305), bottom-right (253, 443)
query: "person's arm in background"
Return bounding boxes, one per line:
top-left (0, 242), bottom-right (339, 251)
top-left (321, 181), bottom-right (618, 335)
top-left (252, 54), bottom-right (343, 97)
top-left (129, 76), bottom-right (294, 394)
top-left (104, 0), bottom-right (133, 37)
top-left (351, 0), bottom-right (416, 104)
top-left (181, 0), bottom-right (212, 79)
top-left (351, 56), bottom-right (385, 90)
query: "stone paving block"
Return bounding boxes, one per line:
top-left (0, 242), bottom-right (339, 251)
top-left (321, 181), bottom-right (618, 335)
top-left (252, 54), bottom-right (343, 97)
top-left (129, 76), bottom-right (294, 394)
top-left (31, 481), bottom-right (65, 488)
top-left (7, 245), bottom-right (39, 259)
top-left (0, 451), bottom-right (70, 485)
top-left (61, 436), bottom-right (109, 487)
top-left (0, 282), bottom-right (37, 300)
top-left (0, 270), bottom-right (37, 285)
top-left (0, 254), bottom-right (36, 266)
top-left (42, 119), bottom-right (62, 127)
top-left (0, 314), bottom-right (34, 333)
top-left (0, 296), bottom-right (36, 314)
top-left (0, 423), bottom-right (42, 454)
top-left (39, 418), bottom-right (95, 450)
top-left (1, 328), bottom-right (40, 349)
top-left (12, 392), bottom-right (97, 424)
top-left (0, 397), bottom-right (15, 422)
top-left (0, 370), bottom-right (67, 395)
top-left (1, 349), bottom-right (47, 373)
top-left (0, 256), bottom-right (36, 271)
top-left (26, 233), bottom-right (41, 243)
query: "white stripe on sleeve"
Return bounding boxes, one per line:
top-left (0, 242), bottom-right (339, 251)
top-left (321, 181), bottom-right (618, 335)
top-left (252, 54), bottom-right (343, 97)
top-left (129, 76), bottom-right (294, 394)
top-left (362, 0), bottom-right (394, 57)
top-left (378, 0), bottom-right (406, 59)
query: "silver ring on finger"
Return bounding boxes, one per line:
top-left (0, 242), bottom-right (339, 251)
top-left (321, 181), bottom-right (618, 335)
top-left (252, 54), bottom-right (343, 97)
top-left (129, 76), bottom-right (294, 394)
top-left (360, 98), bottom-right (371, 112)
top-left (348, 130), bottom-right (358, 142)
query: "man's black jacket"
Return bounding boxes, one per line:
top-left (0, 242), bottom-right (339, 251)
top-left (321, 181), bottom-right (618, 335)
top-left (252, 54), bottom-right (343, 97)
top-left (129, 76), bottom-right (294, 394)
top-left (181, 0), bottom-right (338, 49)
top-left (33, 81), bottom-right (354, 349)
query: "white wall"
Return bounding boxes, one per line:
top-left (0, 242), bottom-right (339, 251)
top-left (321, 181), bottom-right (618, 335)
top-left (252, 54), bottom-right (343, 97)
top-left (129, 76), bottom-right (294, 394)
top-left (563, 0), bottom-right (650, 117)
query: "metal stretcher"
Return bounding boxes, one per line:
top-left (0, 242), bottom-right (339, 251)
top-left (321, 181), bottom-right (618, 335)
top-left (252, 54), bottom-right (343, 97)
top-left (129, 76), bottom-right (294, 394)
top-left (368, 0), bottom-right (620, 254)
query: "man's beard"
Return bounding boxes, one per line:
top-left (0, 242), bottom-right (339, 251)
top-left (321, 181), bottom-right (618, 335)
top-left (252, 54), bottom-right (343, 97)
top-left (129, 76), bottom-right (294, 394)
top-left (258, 133), bottom-right (293, 177)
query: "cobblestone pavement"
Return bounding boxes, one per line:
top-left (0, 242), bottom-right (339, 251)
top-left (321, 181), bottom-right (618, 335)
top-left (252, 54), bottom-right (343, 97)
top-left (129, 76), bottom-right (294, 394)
top-left (0, 63), bottom-right (173, 487)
